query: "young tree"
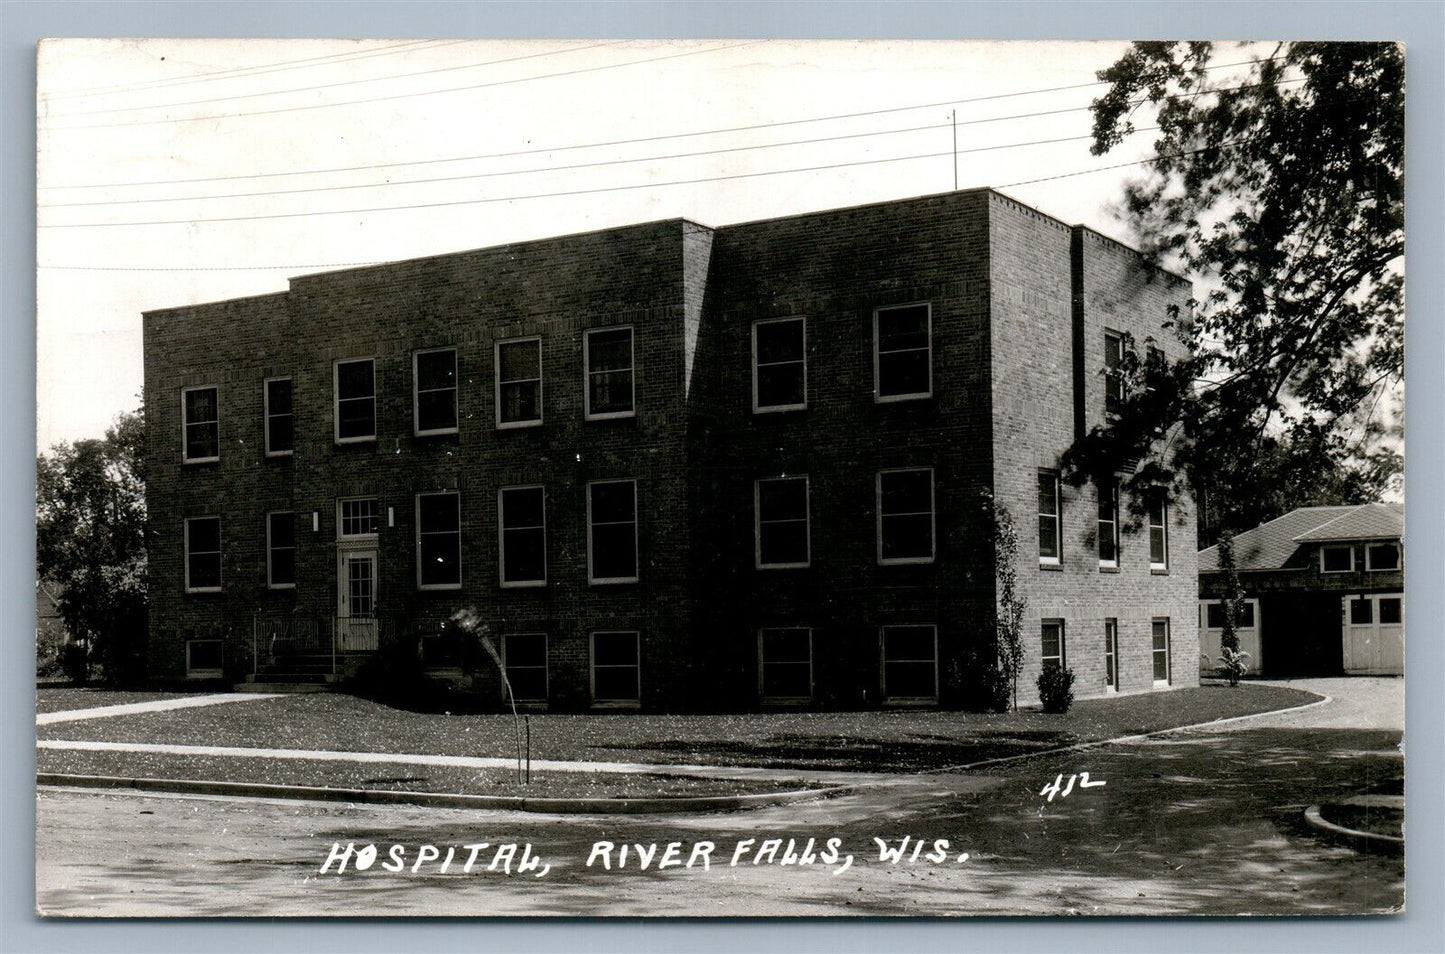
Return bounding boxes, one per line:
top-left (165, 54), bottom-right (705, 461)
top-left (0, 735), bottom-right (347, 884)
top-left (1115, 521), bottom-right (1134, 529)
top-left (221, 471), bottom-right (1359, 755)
top-left (1064, 42), bottom-right (1403, 539)
top-left (1213, 530), bottom-right (1252, 686)
top-left (36, 408), bottom-right (148, 684)
top-left (993, 502), bottom-right (1027, 711)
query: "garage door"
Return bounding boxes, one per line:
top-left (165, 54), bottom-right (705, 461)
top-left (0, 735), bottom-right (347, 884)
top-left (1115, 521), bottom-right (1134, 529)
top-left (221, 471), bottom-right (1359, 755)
top-left (1343, 593), bottom-right (1404, 675)
top-left (1199, 599), bottom-right (1262, 675)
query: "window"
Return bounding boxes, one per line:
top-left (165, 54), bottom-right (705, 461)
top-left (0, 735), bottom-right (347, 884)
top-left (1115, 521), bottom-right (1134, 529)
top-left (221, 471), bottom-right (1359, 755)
top-left (755, 476), bottom-right (810, 569)
top-left (339, 498), bottom-right (379, 537)
top-left (1152, 618), bottom-right (1171, 684)
top-left (877, 468), bottom-right (935, 564)
top-left (1205, 601), bottom-right (1256, 629)
top-left (184, 516), bottom-right (221, 592)
top-left (759, 628), bottom-right (813, 702)
top-left (1104, 330), bottom-right (1125, 414)
top-left (1041, 619), bottom-right (1065, 670)
top-left (186, 640), bottom-right (223, 679)
top-left (416, 492), bottom-right (461, 589)
top-left (1038, 471), bottom-right (1061, 564)
top-left (1366, 543), bottom-right (1400, 572)
top-left (1104, 619), bottom-right (1118, 691)
top-left (587, 480), bottom-right (638, 583)
top-left (1146, 345), bottom-right (1167, 391)
top-left (752, 317), bottom-right (806, 412)
top-left (1320, 545), bottom-right (1354, 573)
top-left (499, 485), bottom-right (546, 587)
top-left (181, 386), bottom-right (219, 463)
top-left (584, 327), bottom-right (634, 419)
top-left (873, 303), bottom-right (932, 401)
top-left (264, 378), bottom-right (293, 456)
top-left (1148, 500), bottom-right (1169, 570)
top-left (1379, 597), bottom-right (1402, 625)
top-left (334, 358), bottom-right (376, 443)
top-left (502, 633), bottom-right (548, 703)
top-left (591, 631), bottom-right (640, 705)
top-left (1349, 597), bottom-right (1372, 625)
top-left (496, 337), bottom-right (543, 428)
top-left (413, 348), bottom-right (458, 435)
top-left (266, 512), bottom-right (296, 589)
top-left (1097, 481), bottom-right (1119, 568)
top-left (881, 625), bottom-right (937, 702)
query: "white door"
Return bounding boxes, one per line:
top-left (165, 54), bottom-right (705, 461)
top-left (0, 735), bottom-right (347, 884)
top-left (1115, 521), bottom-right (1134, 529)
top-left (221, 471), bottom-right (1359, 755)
top-left (1343, 594), bottom-right (1404, 675)
top-left (337, 550), bottom-right (378, 651)
top-left (1198, 599), bottom-right (1262, 674)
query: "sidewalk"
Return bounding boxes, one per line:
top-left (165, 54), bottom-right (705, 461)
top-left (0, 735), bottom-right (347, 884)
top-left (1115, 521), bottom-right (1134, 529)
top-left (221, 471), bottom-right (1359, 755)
top-left (37, 693), bottom-right (280, 726)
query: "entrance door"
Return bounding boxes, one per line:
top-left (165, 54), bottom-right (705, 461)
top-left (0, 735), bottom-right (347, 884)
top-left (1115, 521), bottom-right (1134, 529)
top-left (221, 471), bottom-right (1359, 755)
top-left (337, 550), bottom-right (378, 651)
top-left (1343, 593), bottom-right (1404, 675)
top-left (1198, 599), bottom-right (1263, 675)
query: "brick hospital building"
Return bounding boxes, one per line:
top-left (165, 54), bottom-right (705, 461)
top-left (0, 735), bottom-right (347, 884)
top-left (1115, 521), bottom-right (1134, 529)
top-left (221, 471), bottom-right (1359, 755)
top-left (143, 188), bottom-right (1199, 709)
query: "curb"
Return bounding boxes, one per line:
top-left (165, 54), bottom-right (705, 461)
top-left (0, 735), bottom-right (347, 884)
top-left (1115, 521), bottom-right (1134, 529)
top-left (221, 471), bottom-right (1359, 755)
top-left (925, 689), bottom-right (1333, 776)
top-left (36, 772), bottom-right (852, 815)
top-left (1303, 803), bottom-right (1404, 854)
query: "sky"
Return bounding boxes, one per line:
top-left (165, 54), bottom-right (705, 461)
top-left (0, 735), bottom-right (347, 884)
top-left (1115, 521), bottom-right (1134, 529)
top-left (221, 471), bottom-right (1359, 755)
top-left (37, 38), bottom-right (1270, 448)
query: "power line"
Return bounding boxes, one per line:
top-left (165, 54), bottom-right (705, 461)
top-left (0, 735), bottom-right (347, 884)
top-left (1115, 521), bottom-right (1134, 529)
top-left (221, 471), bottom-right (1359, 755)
top-left (40, 127), bottom-right (1157, 229)
top-left (40, 40), bottom-right (458, 101)
top-left (36, 139), bottom-right (1261, 271)
top-left (40, 77), bottom-right (1307, 210)
top-left (40, 41), bottom-right (762, 132)
top-left (40, 53), bottom-right (1291, 189)
top-left (46, 42), bottom-right (622, 118)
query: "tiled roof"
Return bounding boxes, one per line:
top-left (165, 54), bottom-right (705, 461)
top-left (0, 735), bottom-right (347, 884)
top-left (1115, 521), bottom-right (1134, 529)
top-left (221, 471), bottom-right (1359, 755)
top-left (1198, 505), bottom-right (1359, 573)
top-left (1292, 502), bottom-right (1404, 543)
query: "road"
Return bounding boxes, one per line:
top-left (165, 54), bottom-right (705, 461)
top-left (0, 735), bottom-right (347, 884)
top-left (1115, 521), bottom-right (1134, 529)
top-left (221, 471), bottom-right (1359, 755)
top-left (35, 679), bottom-right (1404, 917)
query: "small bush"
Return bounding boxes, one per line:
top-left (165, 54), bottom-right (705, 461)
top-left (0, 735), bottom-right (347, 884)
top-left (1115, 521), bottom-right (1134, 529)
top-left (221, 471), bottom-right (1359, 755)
top-left (1037, 665), bottom-right (1075, 714)
top-left (60, 642), bottom-right (90, 685)
top-left (1217, 647), bottom-right (1252, 687)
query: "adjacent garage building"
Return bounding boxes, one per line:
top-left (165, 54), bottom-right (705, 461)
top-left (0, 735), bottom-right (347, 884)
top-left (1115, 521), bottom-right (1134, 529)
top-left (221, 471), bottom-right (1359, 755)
top-left (1198, 503), bottom-right (1404, 678)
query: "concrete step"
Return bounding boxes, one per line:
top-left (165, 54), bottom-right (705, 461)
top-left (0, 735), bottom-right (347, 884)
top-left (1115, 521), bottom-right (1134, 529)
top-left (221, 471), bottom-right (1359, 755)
top-left (235, 682), bottom-right (332, 694)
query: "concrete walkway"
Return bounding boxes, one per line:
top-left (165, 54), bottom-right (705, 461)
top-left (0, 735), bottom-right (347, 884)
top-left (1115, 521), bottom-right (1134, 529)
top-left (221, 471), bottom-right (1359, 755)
top-left (36, 738), bottom-right (891, 785)
top-left (1214, 677), bottom-right (1403, 732)
top-left (36, 693), bottom-right (282, 726)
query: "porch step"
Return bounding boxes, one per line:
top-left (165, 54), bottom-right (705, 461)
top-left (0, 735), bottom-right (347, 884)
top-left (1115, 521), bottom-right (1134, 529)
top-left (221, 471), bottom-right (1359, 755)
top-left (235, 681), bottom-right (332, 694)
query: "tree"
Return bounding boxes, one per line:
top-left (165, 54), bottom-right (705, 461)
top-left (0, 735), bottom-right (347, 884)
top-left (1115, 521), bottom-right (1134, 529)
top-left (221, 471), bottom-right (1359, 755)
top-left (1213, 530), bottom-right (1251, 687)
top-left (1064, 42), bottom-right (1403, 541)
top-left (993, 502), bottom-right (1027, 711)
top-left (36, 407), bottom-right (147, 684)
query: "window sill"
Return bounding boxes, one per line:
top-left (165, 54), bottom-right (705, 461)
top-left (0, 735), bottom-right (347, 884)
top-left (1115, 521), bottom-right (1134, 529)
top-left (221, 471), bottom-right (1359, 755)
top-left (185, 588), bottom-right (222, 595)
top-left (879, 557), bottom-right (935, 567)
top-left (1150, 567), bottom-right (1170, 575)
top-left (758, 563), bottom-right (811, 570)
top-left (589, 577), bottom-right (640, 586)
top-left (334, 436), bottom-right (377, 446)
top-left (414, 427), bottom-right (459, 438)
top-left (753, 404), bottom-right (807, 415)
top-left (882, 697), bottom-right (938, 708)
top-left (761, 697), bottom-right (814, 707)
top-left (874, 392), bottom-right (933, 405)
top-left (1098, 564), bottom-right (1119, 573)
top-left (591, 701), bottom-right (640, 710)
top-left (182, 457), bottom-right (220, 466)
top-left (500, 580), bottom-right (547, 589)
top-left (417, 583), bottom-right (463, 592)
top-left (585, 411), bottom-right (636, 422)
top-left (266, 584), bottom-right (296, 591)
top-left (497, 419), bottom-right (543, 431)
top-left (186, 670), bottom-right (223, 680)
top-left (1038, 561), bottom-right (1063, 572)
top-left (264, 450), bottom-right (293, 459)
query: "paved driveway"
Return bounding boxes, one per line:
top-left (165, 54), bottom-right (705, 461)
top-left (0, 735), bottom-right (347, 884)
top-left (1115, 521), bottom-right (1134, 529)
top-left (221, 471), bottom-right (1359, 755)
top-left (1221, 677), bottom-right (1404, 732)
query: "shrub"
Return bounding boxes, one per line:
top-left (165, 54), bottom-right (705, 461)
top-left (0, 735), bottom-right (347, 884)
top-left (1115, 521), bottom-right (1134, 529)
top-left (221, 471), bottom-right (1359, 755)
top-left (1037, 665), bottom-right (1075, 714)
top-left (1217, 647), bottom-right (1252, 687)
top-left (59, 642), bottom-right (90, 685)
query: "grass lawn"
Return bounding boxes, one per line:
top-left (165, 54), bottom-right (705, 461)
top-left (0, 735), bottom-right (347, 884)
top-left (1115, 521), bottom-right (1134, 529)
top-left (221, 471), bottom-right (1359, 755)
top-left (36, 688), bottom-right (197, 715)
top-left (36, 683), bottom-right (1318, 773)
top-left (36, 748), bottom-right (810, 800)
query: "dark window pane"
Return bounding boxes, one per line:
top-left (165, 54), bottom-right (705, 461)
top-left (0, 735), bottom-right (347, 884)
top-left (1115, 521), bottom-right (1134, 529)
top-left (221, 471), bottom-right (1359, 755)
top-left (503, 528), bottom-right (546, 583)
top-left (187, 517), bottom-right (219, 553)
top-left (885, 661), bottom-right (936, 698)
top-left (266, 379), bottom-right (292, 416)
top-left (416, 389), bottom-right (457, 432)
top-left (762, 663), bottom-right (811, 698)
top-left (758, 479), bottom-right (807, 522)
top-left (759, 521), bottom-right (809, 566)
top-left (499, 339), bottom-right (540, 381)
top-left (505, 634), bottom-right (547, 668)
top-left (881, 470), bottom-right (931, 514)
top-left (502, 487), bottom-right (545, 528)
top-left (593, 632), bottom-right (638, 667)
top-left (1041, 624), bottom-right (1063, 662)
top-left (1150, 525), bottom-right (1167, 564)
top-left (415, 350), bottom-right (456, 392)
top-left (587, 329), bottom-right (634, 416)
top-left (337, 360), bottom-right (374, 399)
top-left (188, 640), bottom-right (223, 671)
top-left (589, 371), bottom-right (634, 415)
top-left (269, 548), bottom-right (295, 587)
top-left (885, 625), bottom-right (935, 661)
top-left (1038, 474), bottom-right (1059, 516)
top-left (590, 482), bottom-right (635, 524)
top-left (756, 363), bottom-right (805, 408)
top-left (1350, 598), bottom-right (1373, 625)
top-left (1322, 547), bottom-right (1353, 572)
top-left (418, 494), bottom-right (459, 533)
top-left (507, 667), bottom-right (548, 702)
top-left (337, 397), bottom-right (375, 439)
top-left (877, 306), bottom-right (929, 351)
top-left (1239, 603), bottom-right (1255, 627)
top-left (267, 414), bottom-right (293, 454)
top-left (881, 513), bottom-right (932, 561)
top-left (877, 349), bottom-right (930, 398)
top-left (587, 329), bottom-right (632, 372)
top-left (762, 628), bottom-right (811, 663)
top-left (500, 381), bottom-right (541, 423)
top-left (1379, 598), bottom-right (1402, 624)
top-left (269, 513), bottom-right (294, 550)
top-left (590, 525), bottom-right (637, 580)
top-left (1207, 603), bottom-right (1226, 628)
top-left (755, 319), bottom-right (804, 365)
top-left (185, 388), bottom-right (217, 423)
top-left (419, 536), bottom-right (460, 587)
top-left (1368, 544), bottom-right (1400, 570)
top-left (593, 665), bottom-right (639, 702)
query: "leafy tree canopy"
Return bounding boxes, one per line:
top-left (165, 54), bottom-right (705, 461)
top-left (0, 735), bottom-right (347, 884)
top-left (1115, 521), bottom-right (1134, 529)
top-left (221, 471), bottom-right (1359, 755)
top-left (1063, 41), bottom-right (1403, 543)
top-left (36, 407), bottom-right (148, 683)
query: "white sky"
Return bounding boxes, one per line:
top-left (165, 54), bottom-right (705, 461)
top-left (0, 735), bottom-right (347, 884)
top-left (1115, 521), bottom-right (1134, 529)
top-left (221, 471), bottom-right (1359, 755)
top-left (36, 38), bottom-right (1271, 449)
